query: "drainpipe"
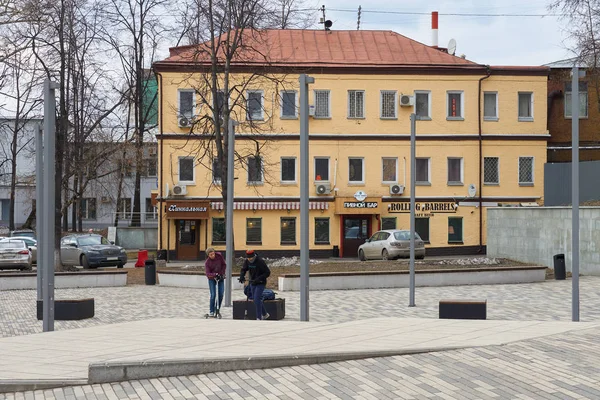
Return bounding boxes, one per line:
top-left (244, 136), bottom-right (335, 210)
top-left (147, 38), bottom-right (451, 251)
top-left (155, 69), bottom-right (164, 252)
top-left (478, 66), bottom-right (491, 253)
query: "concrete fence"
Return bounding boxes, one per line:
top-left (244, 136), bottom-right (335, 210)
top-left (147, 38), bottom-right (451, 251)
top-left (116, 227), bottom-right (157, 250)
top-left (487, 207), bottom-right (600, 275)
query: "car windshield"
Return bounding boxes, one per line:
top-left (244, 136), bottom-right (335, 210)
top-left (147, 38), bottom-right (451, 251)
top-left (394, 231), bottom-right (421, 241)
top-left (77, 236), bottom-right (109, 246)
top-left (11, 231), bottom-right (35, 238)
top-left (0, 240), bottom-right (25, 249)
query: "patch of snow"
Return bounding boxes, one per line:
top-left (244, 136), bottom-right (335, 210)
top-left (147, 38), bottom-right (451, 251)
top-left (235, 255), bottom-right (322, 268)
top-left (429, 257), bottom-right (502, 266)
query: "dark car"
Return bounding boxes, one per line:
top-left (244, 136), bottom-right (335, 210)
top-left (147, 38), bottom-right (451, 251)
top-left (60, 234), bottom-right (127, 269)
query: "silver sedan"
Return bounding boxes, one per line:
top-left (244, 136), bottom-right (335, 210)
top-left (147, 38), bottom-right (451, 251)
top-left (358, 230), bottom-right (426, 261)
top-left (0, 239), bottom-right (32, 270)
top-left (5, 236), bottom-right (37, 263)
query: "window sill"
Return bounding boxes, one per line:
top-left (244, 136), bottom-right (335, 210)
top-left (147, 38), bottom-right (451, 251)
top-left (565, 116), bottom-right (589, 120)
top-left (447, 182), bottom-right (464, 186)
top-left (484, 182), bottom-right (499, 186)
top-left (416, 116), bottom-right (432, 121)
top-left (484, 117), bottom-right (499, 122)
top-left (246, 118), bottom-right (265, 122)
top-left (280, 116), bottom-right (298, 120)
top-left (347, 117), bottom-right (366, 120)
top-left (212, 241), bottom-right (226, 245)
top-left (315, 242), bottom-right (330, 245)
top-left (519, 183), bottom-right (534, 187)
top-left (448, 241), bottom-right (464, 245)
top-left (348, 182), bottom-right (365, 186)
top-left (446, 117), bottom-right (464, 121)
top-left (247, 182), bottom-right (264, 186)
top-left (280, 242), bottom-right (297, 246)
top-left (313, 117), bottom-right (331, 120)
top-left (314, 181), bottom-right (330, 185)
top-left (416, 182), bottom-right (431, 186)
top-left (280, 181), bottom-right (298, 186)
top-left (382, 182), bottom-right (398, 185)
top-left (178, 181), bottom-right (195, 186)
top-left (518, 117), bottom-right (534, 122)
top-left (246, 242), bottom-right (262, 245)
top-left (380, 117), bottom-right (398, 120)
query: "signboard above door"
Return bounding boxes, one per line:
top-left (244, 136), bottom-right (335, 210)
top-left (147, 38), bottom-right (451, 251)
top-left (165, 200), bottom-right (209, 219)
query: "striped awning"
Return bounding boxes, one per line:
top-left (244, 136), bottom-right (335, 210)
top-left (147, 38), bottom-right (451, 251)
top-left (211, 201), bottom-right (329, 211)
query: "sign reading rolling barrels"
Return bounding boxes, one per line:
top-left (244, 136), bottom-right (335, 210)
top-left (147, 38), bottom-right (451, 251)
top-left (388, 202), bottom-right (458, 215)
top-left (165, 200), bottom-right (209, 219)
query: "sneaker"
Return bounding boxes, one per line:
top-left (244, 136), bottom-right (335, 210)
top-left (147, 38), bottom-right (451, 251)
top-left (209, 312), bottom-right (215, 317)
top-left (262, 313), bottom-right (270, 320)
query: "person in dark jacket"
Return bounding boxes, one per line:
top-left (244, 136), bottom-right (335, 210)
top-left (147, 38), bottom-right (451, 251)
top-left (238, 250), bottom-right (271, 320)
top-left (205, 247), bottom-right (226, 316)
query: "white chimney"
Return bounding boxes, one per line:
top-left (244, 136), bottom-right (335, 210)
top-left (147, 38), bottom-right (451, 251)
top-left (432, 11), bottom-right (439, 47)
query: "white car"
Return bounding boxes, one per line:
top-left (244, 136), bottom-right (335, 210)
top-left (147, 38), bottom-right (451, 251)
top-left (358, 230), bottom-right (426, 261)
top-left (4, 237), bottom-right (37, 264)
top-left (0, 239), bottom-right (32, 270)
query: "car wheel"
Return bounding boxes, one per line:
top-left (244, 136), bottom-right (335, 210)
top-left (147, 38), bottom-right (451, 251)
top-left (416, 254), bottom-right (425, 260)
top-left (117, 263), bottom-right (124, 268)
top-left (382, 249), bottom-right (389, 260)
top-left (358, 249), bottom-right (366, 261)
top-left (81, 255), bottom-right (90, 269)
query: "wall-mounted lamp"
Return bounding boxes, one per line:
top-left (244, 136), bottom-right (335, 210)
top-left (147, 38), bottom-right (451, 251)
top-left (320, 208), bottom-right (325, 213)
top-left (252, 208), bottom-right (256, 213)
top-left (287, 208), bottom-right (291, 214)
top-left (218, 208), bottom-right (223, 213)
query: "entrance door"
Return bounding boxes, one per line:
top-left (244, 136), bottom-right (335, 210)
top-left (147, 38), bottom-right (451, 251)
top-left (343, 216), bottom-right (370, 258)
top-left (177, 220), bottom-right (199, 260)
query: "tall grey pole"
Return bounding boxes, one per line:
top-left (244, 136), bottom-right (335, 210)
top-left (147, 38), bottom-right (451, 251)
top-left (299, 74), bottom-right (314, 321)
top-left (409, 113), bottom-right (416, 307)
top-left (35, 124), bottom-right (44, 302)
top-left (224, 118), bottom-right (235, 307)
top-left (572, 65), bottom-right (580, 322)
top-left (43, 80), bottom-right (57, 331)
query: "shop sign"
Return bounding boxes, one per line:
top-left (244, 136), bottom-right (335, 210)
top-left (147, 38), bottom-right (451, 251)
top-left (388, 202), bottom-right (458, 215)
top-left (344, 201), bottom-right (378, 209)
top-left (354, 190), bottom-right (367, 202)
top-left (165, 200), bottom-right (209, 219)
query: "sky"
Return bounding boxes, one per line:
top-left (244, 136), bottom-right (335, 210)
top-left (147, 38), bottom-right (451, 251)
top-left (315, 0), bottom-right (575, 66)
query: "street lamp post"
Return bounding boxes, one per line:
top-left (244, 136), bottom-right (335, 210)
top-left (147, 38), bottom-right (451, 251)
top-left (224, 118), bottom-right (236, 307)
top-left (409, 113), bottom-right (417, 307)
top-left (572, 64), bottom-right (582, 322)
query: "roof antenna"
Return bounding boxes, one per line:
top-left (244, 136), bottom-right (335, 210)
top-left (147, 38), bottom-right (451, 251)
top-left (357, 5), bottom-right (362, 30)
top-left (319, 5), bottom-right (332, 31)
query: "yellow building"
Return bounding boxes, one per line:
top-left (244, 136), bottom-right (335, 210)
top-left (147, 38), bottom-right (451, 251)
top-left (153, 29), bottom-right (548, 260)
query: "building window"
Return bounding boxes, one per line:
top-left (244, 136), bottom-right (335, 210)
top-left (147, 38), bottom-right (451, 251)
top-left (212, 218), bottom-right (226, 243)
top-left (380, 90), bottom-right (397, 119)
top-left (117, 198), bottom-right (132, 220)
top-left (212, 159), bottom-right (221, 184)
top-left (246, 90), bottom-right (263, 121)
top-left (315, 157), bottom-right (329, 181)
top-left (416, 218), bottom-right (430, 242)
top-left (178, 157), bottom-right (194, 183)
top-left (246, 218), bottom-right (261, 244)
top-left (348, 90), bottom-right (365, 119)
top-left (281, 157), bottom-right (296, 183)
top-left (247, 156), bottom-right (262, 183)
top-left (447, 91), bottom-right (463, 119)
top-left (447, 157), bottom-right (463, 185)
top-left (484, 157), bottom-right (499, 185)
top-left (146, 158), bottom-right (157, 177)
top-left (381, 217), bottom-right (396, 230)
top-left (280, 217), bottom-right (296, 244)
top-left (178, 89), bottom-right (194, 119)
top-left (382, 157), bottom-right (397, 183)
top-left (416, 158), bottom-right (430, 185)
top-left (145, 198), bottom-right (157, 220)
top-left (315, 218), bottom-right (329, 244)
top-left (314, 90), bottom-right (330, 118)
top-left (415, 91), bottom-right (430, 119)
top-left (518, 92), bottom-right (533, 121)
top-left (348, 157), bottom-right (364, 183)
top-left (484, 92), bottom-right (498, 120)
top-left (281, 91), bottom-right (297, 118)
top-left (448, 217), bottom-right (463, 243)
top-left (81, 198), bottom-right (96, 220)
top-left (118, 160), bottom-right (133, 178)
top-left (565, 82), bottom-right (588, 118)
top-left (519, 156), bottom-right (534, 185)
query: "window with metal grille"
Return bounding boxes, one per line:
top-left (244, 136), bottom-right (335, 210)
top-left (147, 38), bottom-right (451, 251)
top-left (348, 157), bottom-right (364, 183)
top-left (518, 92), bottom-right (533, 120)
top-left (380, 91), bottom-right (397, 119)
top-left (281, 91), bottom-right (296, 118)
top-left (315, 157), bottom-right (329, 181)
top-left (81, 198), bottom-right (96, 220)
top-left (281, 157), bottom-right (295, 182)
top-left (348, 90), bottom-right (365, 118)
top-left (448, 217), bottom-right (463, 243)
top-left (145, 198), bottom-right (157, 220)
top-left (212, 218), bottom-right (226, 243)
top-left (447, 91), bottom-right (463, 118)
top-left (565, 82), bottom-right (588, 118)
top-left (447, 158), bottom-right (462, 184)
top-left (315, 218), bottom-right (330, 244)
top-left (146, 158), bottom-right (157, 177)
top-left (178, 157), bottom-right (194, 182)
top-left (381, 217), bottom-right (396, 230)
top-left (484, 157), bottom-right (499, 184)
top-left (246, 90), bottom-right (263, 120)
top-left (247, 156), bottom-right (262, 183)
top-left (280, 217), bottom-right (296, 244)
top-left (382, 157), bottom-right (397, 182)
top-left (212, 159), bottom-right (221, 183)
top-left (484, 92), bottom-right (497, 119)
top-left (416, 218), bottom-right (430, 242)
top-left (178, 90), bottom-right (194, 118)
top-left (314, 90), bottom-right (330, 118)
top-left (415, 91), bottom-right (430, 118)
top-left (519, 157), bottom-right (534, 185)
top-left (416, 158), bottom-right (429, 183)
top-left (246, 218), bottom-right (261, 244)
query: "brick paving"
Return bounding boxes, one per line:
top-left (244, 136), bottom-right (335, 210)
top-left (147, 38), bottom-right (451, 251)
top-left (1, 277), bottom-right (600, 398)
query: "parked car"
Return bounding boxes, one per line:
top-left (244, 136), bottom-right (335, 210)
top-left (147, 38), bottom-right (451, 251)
top-left (0, 237), bottom-right (36, 264)
top-left (0, 239), bottom-right (32, 270)
top-left (358, 229), bottom-right (426, 261)
top-left (60, 234), bottom-right (127, 269)
top-left (9, 229), bottom-right (35, 239)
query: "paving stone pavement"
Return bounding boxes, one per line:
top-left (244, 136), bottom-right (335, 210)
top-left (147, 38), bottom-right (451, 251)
top-left (2, 277), bottom-right (600, 398)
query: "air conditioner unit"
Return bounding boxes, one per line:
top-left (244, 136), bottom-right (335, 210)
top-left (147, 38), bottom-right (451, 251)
top-left (172, 184), bottom-right (187, 196)
top-left (400, 94), bottom-right (414, 107)
top-left (178, 116), bottom-right (191, 127)
top-left (390, 184), bottom-right (404, 195)
top-left (308, 105), bottom-right (316, 117)
top-left (315, 182), bottom-right (331, 195)
top-left (101, 196), bottom-right (112, 203)
top-left (148, 147), bottom-right (157, 156)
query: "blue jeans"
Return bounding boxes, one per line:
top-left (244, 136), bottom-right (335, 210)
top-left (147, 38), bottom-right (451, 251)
top-left (250, 284), bottom-right (267, 320)
top-left (208, 279), bottom-right (224, 314)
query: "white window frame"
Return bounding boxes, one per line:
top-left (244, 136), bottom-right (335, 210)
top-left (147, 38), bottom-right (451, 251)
top-left (81, 198), bottom-right (96, 220)
top-left (483, 91), bottom-right (499, 121)
top-left (381, 157), bottom-right (398, 184)
top-left (447, 157), bottom-right (464, 185)
top-left (414, 90), bottom-right (431, 120)
top-left (518, 156), bottom-right (534, 186)
top-left (483, 157), bottom-right (500, 185)
top-left (280, 156), bottom-right (297, 184)
top-left (415, 157), bottom-right (431, 185)
top-left (118, 198), bottom-right (132, 220)
top-left (145, 198), bottom-right (158, 220)
top-left (247, 156), bottom-right (263, 185)
top-left (565, 88), bottom-right (588, 119)
top-left (177, 89), bottom-right (195, 121)
top-left (348, 157), bottom-right (365, 184)
top-left (280, 90), bottom-right (298, 119)
top-left (178, 156), bottom-right (195, 184)
top-left (347, 90), bottom-right (365, 119)
top-left (246, 89), bottom-right (264, 121)
top-left (518, 92), bottom-right (534, 121)
top-left (314, 157), bottom-right (330, 182)
top-left (313, 90), bottom-right (331, 118)
top-left (380, 90), bottom-right (397, 119)
top-left (446, 90), bottom-right (464, 120)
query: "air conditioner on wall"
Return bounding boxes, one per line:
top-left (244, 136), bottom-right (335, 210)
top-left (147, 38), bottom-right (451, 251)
top-left (400, 94), bottom-right (414, 107)
top-left (316, 182), bottom-right (331, 195)
top-left (101, 196), bottom-right (112, 203)
top-left (308, 105), bottom-right (316, 117)
top-left (390, 184), bottom-right (404, 195)
top-left (172, 184), bottom-right (187, 196)
top-left (148, 147), bottom-right (157, 155)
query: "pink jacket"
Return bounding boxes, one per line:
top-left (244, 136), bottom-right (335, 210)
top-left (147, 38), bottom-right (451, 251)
top-left (205, 252), bottom-right (226, 279)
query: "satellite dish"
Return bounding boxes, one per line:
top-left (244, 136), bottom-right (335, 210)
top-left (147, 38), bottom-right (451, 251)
top-left (467, 183), bottom-right (477, 198)
top-left (448, 38), bottom-right (457, 56)
top-left (324, 20), bottom-right (333, 29)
